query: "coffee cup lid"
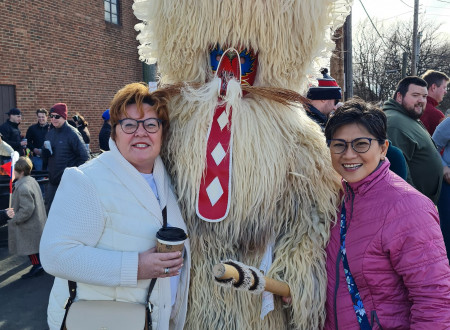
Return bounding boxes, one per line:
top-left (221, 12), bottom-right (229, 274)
top-left (156, 227), bottom-right (187, 241)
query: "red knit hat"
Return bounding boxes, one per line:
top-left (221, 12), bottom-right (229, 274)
top-left (50, 103), bottom-right (68, 120)
top-left (307, 68), bottom-right (342, 100)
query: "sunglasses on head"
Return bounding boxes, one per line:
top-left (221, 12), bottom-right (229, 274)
top-left (50, 114), bottom-right (61, 119)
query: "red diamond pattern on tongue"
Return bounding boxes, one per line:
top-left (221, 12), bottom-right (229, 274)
top-left (196, 104), bottom-right (233, 221)
top-left (196, 48), bottom-right (240, 222)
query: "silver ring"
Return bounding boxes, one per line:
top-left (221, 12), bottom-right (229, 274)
top-left (164, 267), bottom-right (170, 275)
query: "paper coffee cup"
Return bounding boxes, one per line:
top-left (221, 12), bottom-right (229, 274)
top-left (156, 227), bottom-right (188, 253)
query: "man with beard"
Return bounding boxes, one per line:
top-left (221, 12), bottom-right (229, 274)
top-left (383, 76), bottom-right (443, 204)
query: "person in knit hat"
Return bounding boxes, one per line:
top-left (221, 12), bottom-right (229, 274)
top-left (42, 103), bottom-right (89, 213)
top-left (49, 103), bottom-right (68, 120)
top-left (306, 68), bottom-right (342, 131)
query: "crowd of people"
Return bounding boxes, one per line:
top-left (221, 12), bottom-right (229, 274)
top-left (1, 68), bottom-right (449, 329)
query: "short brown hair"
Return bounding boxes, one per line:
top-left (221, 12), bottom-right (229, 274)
top-left (109, 82), bottom-right (170, 141)
top-left (421, 70), bottom-right (449, 89)
top-left (393, 76), bottom-right (427, 99)
top-left (14, 157), bottom-right (33, 176)
top-left (36, 108), bottom-right (48, 116)
top-left (325, 98), bottom-right (387, 142)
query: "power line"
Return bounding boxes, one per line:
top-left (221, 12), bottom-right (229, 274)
top-left (400, 0), bottom-right (414, 8)
top-left (436, 0), bottom-right (450, 3)
top-left (358, 0), bottom-right (390, 48)
top-left (379, 11), bottom-right (413, 21)
top-left (423, 13), bottom-right (450, 15)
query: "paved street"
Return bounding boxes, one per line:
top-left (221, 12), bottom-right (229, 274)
top-left (0, 224), bottom-right (53, 330)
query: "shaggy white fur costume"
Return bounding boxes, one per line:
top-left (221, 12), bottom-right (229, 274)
top-left (133, 1), bottom-right (352, 328)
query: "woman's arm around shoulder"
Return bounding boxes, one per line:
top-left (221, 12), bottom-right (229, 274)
top-left (40, 167), bottom-right (139, 287)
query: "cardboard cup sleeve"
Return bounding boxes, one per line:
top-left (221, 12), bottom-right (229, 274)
top-left (156, 227), bottom-right (188, 253)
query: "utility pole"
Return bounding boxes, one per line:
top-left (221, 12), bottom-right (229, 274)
top-left (330, 12), bottom-right (352, 101)
top-left (402, 52), bottom-right (408, 78)
top-left (343, 12), bottom-right (353, 99)
top-left (411, 0), bottom-right (419, 75)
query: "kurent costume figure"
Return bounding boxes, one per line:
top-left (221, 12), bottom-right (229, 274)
top-left (133, 1), bottom-right (352, 328)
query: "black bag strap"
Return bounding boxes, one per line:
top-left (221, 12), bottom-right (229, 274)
top-left (60, 281), bottom-right (77, 330)
top-left (146, 278), bottom-right (157, 330)
top-left (162, 206), bottom-right (167, 228)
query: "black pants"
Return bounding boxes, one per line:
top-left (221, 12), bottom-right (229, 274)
top-left (45, 183), bottom-right (59, 215)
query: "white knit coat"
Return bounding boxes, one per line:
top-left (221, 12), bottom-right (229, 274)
top-left (40, 139), bottom-right (190, 330)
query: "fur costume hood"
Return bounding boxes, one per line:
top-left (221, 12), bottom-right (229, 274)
top-left (134, 0), bottom-right (352, 91)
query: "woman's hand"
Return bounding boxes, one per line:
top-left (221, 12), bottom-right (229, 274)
top-left (137, 247), bottom-right (184, 280)
top-left (6, 208), bottom-right (14, 219)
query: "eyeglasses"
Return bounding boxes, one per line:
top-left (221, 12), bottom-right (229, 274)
top-left (50, 114), bottom-right (61, 119)
top-left (327, 137), bottom-right (384, 154)
top-left (118, 118), bottom-right (164, 134)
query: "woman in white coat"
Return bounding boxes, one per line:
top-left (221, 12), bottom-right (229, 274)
top-left (40, 82), bottom-right (190, 330)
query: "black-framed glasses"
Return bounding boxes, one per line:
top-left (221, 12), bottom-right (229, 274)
top-left (327, 137), bottom-right (384, 154)
top-left (118, 118), bottom-right (164, 134)
top-left (50, 114), bottom-right (61, 119)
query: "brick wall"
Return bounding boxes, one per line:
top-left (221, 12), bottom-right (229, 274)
top-left (0, 0), bottom-right (143, 152)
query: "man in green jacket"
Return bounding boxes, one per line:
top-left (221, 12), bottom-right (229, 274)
top-left (383, 76), bottom-right (443, 204)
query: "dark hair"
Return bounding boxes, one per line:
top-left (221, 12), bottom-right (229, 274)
top-left (109, 82), bottom-right (170, 141)
top-left (14, 156), bottom-right (33, 176)
top-left (421, 70), bottom-right (449, 89)
top-left (325, 98), bottom-right (387, 142)
top-left (392, 76), bottom-right (427, 99)
top-left (73, 112), bottom-right (88, 126)
top-left (36, 108), bottom-right (48, 116)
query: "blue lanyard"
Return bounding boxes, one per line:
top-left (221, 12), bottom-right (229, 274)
top-left (340, 203), bottom-right (372, 329)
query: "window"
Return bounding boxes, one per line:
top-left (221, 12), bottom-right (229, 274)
top-left (104, 0), bottom-right (119, 25)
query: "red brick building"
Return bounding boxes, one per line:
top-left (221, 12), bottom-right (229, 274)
top-left (0, 0), bottom-right (144, 152)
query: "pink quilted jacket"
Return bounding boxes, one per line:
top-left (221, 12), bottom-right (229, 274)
top-left (324, 160), bottom-right (450, 330)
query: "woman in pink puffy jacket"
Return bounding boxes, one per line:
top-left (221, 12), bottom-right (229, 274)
top-left (323, 99), bottom-right (450, 329)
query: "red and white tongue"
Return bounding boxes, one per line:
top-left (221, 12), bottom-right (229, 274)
top-left (196, 48), bottom-right (241, 222)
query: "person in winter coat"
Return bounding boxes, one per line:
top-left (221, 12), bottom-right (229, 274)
top-left (98, 109), bottom-right (111, 151)
top-left (432, 117), bottom-right (450, 262)
top-left (40, 83), bottom-right (190, 330)
top-left (324, 99), bottom-right (450, 329)
top-left (26, 108), bottom-right (50, 171)
top-left (382, 76), bottom-right (443, 204)
top-left (68, 112), bottom-right (91, 152)
top-left (0, 108), bottom-right (27, 156)
top-left (3, 157), bottom-right (47, 278)
top-left (41, 103), bottom-right (89, 213)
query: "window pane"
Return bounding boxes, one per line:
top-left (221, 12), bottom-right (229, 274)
top-left (112, 5), bottom-right (117, 14)
top-left (104, 11), bottom-right (110, 22)
top-left (111, 0), bottom-right (117, 4)
top-left (104, 1), bottom-right (110, 12)
top-left (112, 14), bottom-right (118, 24)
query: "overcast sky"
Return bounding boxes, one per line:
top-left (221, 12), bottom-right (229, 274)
top-left (352, 0), bottom-right (450, 36)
